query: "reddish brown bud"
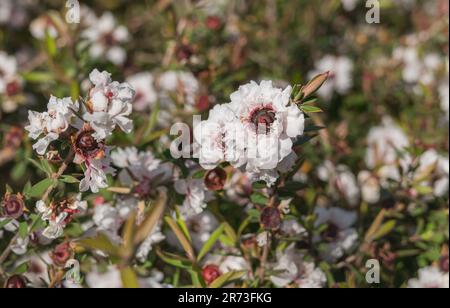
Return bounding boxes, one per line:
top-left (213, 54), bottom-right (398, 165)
top-left (5, 275), bottom-right (27, 288)
top-left (3, 127), bottom-right (23, 149)
top-left (1, 193), bottom-right (25, 219)
top-left (206, 16), bottom-right (222, 31)
top-left (6, 80), bottom-right (21, 97)
top-left (202, 265), bottom-right (221, 285)
top-left (50, 242), bottom-right (74, 267)
top-left (204, 168), bottom-right (227, 191)
top-left (176, 44), bottom-right (194, 62)
top-left (260, 206), bottom-right (281, 230)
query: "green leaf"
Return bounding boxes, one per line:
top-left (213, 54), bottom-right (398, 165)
top-left (134, 190), bottom-right (167, 245)
top-left (373, 220), bottom-right (397, 240)
top-left (19, 222), bottom-right (28, 239)
top-left (209, 271), bottom-right (246, 288)
top-left (13, 262), bottom-right (29, 275)
top-left (165, 216), bottom-right (195, 261)
top-left (78, 233), bottom-right (120, 257)
top-left (60, 175), bottom-right (80, 184)
top-left (21, 72), bottom-right (54, 83)
top-left (156, 249), bottom-right (193, 269)
top-left (300, 105), bottom-right (323, 113)
top-left (250, 193), bottom-right (269, 205)
top-left (45, 31), bottom-right (57, 57)
top-left (27, 178), bottom-right (55, 199)
top-left (11, 161), bottom-right (27, 182)
top-left (120, 267), bottom-right (139, 288)
top-left (197, 223), bottom-right (226, 261)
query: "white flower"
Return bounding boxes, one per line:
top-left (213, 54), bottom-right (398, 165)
top-left (308, 55), bottom-right (353, 100)
top-left (136, 224), bottom-right (165, 262)
top-left (415, 149), bottom-right (449, 197)
top-left (408, 266), bottom-right (449, 288)
top-left (81, 12), bottom-right (129, 65)
top-left (194, 104), bottom-right (247, 170)
top-left (83, 69), bottom-right (135, 140)
top-left (127, 72), bottom-right (158, 111)
top-left (42, 212), bottom-right (68, 239)
top-left (358, 170), bottom-right (381, 204)
top-left (281, 219), bottom-right (307, 237)
top-left (168, 211), bottom-right (219, 251)
top-left (317, 161), bottom-right (360, 206)
top-left (86, 266), bottom-right (123, 288)
top-left (313, 207), bottom-right (358, 262)
top-left (341, 0), bottom-right (359, 11)
top-left (256, 231), bottom-right (269, 247)
top-left (175, 178), bottom-right (213, 216)
top-left (0, 51), bottom-right (23, 112)
top-left (30, 15), bottom-right (58, 40)
top-left (159, 71), bottom-right (200, 107)
top-left (80, 156), bottom-right (115, 193)
top-left (111, 147), bottom-right (162, 184)
top-left (195, 80), bottom-right (305, 186)
top-left (270, 244), bottom-right (326, 288)
top-left (205, 254), bottom-right (249, 276)
top-left (11, 236), bottom-right (29, 255)
top-left (25, 96), bottom-right (78, 155)
top-left (365, 117), bottom-right (410, 181)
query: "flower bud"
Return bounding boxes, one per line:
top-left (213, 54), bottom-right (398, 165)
top-left (1, 193), bottom-right (25, 219)
top-left (301, 71), bottom-right (329, 99)
top-left (439, 254), bottom-right (449, 273)
top-left (202, 265), bottom-right (221, 285)
top-left (50, 242), bottom-right (74, 267)
top-left (260, 206), bottom-right (281, 230)
top-left (5, 275), bottom-right (27, 288)
top-left (204, 167), bottom-right (227, 191)
top-left (206, 16), bottom-right (222, 31)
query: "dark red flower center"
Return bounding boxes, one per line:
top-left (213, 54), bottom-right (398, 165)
top-left (260, 206), bottom-right (281, 230)
top-left (5, 275), bottom-right (27, 288)
top-left (250, 106), bottom-right (276, 134)
top-left (322, 223), bottom-right (340, 242)
top-left (2, 194), bottom-right (24, 219)
top-left (204, 168), bottom-right (227, 191)
top-left (6, 81), bottom-right (20, 97)
top-left (76, 131), bottom-right (99, 154)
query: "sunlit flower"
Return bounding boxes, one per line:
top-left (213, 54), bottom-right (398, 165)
top-left (83, 69), bottom-right (135, 140)
top-left (82, 12), bottom-right (129, 65)
top-left (0, 51), bottom-right (23, 112)
top-left (127, 72), bottom-right (158, 111)
top-left (25, 96), bottom-right (78, 155)
top-left (175, 178), bottom-right (213, 216)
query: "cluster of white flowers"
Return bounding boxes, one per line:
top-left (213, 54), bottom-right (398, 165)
top-left (0, 0), bottom-right (30, 28)
top-left (308, 55), bottom-right (353, 100)
top-left (25, 96), bottom-right (79, 155)
top-left (408, 266), bottom-right (449, 288)
top-left (195, 80), bottom-right (306, 186)
top-left (270, 244), bottom-right (326, 288)
top-left (25, 69), bottom-right (135, 193)
top-left (82, 12), bottom-right (129, 65)
top-left (36, 194), bottom-right (87, 239)
top-left (358, 117), bottom-right (449, 203)
top-left (0, 51), bottom-right (23, 112)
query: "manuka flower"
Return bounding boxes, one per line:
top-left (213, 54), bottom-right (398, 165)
top-left (83, 69), bottom-right (135, 140)
top-left (25, 96), bottom-right (78, 155)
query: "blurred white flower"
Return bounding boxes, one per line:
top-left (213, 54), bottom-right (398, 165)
top-left (127, 72), bottom-right (158, 111)
top-left (11, 236), bottom-right (29, 255)
top-left (175, 178), bottom-right (213, 216)
top-left (30, 15), bottom-right (58, 40)
top-left (136, 224), bottom-right (165, 262)
top-left (270, 244), bottom-right (326, 288)
top-left (357, 170), bottom-right (381, 204)
top-left (313, 207), bottom-right (358, 262)
top-left (317, 160), bottom-right (360, 207)
top-left (82, 12), bottom-right (129, 65)
top-left (408, 266), bottom-right (449, 288)
top-left (365, 117), bottom-right (410, 183)
top-left (0, 51), bottom-right (23, 112)
top-left (308, 55), bottom-right (353, 100)
top-left (159, 71), bottom-right (200, 108)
